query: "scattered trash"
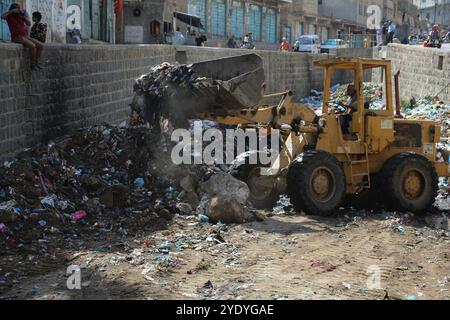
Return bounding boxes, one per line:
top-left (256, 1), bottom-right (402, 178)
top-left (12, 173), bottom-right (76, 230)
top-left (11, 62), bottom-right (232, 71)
top-left (203, 280), bottom-right (214, 289)
top-left (134, 178), bottom-right (145, 188)
top-left (38, 220), bottom-right (47, 227)
top-left (71, 210), bottom-right (87, 222)
top-left (342, 282), bottom-right (352, 290)
top-left (405, 295), bottom-right (417, 300)
top-left (397, 226), bottom-right (406, 233)
top-left (0, 223), bottom-right (6, 233)
top-left (311, 260), bottom-right (336, 272)
top-left (198, 214), bottom-right (210, 223)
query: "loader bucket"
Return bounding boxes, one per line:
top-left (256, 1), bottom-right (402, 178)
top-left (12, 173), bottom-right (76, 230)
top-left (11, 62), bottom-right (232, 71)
top-left (189, 53), bottom-right (265, 113)
top-left (131, 53), bottom-right (265, 127)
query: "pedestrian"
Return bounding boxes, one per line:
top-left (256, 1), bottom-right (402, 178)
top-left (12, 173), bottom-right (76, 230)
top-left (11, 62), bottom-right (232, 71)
top-left (242, 33), bottom-right (249, 47)
top-left (280, 37), bottom-right (290, 51)
top-left (387, 21), bottom-right (396, 44)
top-left (227, 35), bottom-right (237, 48)
top-left (376, 24), bottom-right (383, 47)
top-left (195, 32), bottom-right (207, 46)
top-left (30, 11), bottom-right (47, 43)
top-left (174, 27), bottom-right (185, 45)
top-left (1, 3), bottom-right (44, 71)
top-left (247, 32), bottom-right (254, 49)
top-left (382, 21), bottom-right (388, 45)
top-left (68, 19), bottom-right (81, 44)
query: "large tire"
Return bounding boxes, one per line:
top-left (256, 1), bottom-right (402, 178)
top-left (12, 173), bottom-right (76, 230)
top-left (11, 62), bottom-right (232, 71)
top-left (286, 150), bottom-right (346, 216)
top-left (381, 153), bottom-right (438, 213)
top-left (234, 164), bottom-right (279, 210)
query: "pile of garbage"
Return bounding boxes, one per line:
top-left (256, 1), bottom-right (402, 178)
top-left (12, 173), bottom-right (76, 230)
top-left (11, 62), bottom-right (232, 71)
top-left (131, 62), bottom-right (211, 128)
top-left (0, 125), bottom-right (174, 250)
top-left (0, 123), bottom-right (256, 254)
top-left (402, 95), bottom-right (450, 146)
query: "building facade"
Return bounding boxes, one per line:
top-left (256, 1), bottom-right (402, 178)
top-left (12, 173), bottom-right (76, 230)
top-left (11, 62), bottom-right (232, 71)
top-left (121, 0), bottom-right (282, 49)
top-left (0, 0), bottom-right (115, 43)
top-left (416, 0), bottom-right (450, 29)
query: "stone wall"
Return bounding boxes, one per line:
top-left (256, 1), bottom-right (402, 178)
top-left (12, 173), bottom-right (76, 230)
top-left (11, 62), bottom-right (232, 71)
top-left (0, 43), bottom-right (175, 161)
top-left (0, 43), bottom-right (373, 161)
top-left (373, 44), bottom-right (450, 102)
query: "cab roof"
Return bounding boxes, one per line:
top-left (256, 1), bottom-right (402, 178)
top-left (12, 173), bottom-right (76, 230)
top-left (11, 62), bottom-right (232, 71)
top-left (314, 58), bottom-right (391, 69)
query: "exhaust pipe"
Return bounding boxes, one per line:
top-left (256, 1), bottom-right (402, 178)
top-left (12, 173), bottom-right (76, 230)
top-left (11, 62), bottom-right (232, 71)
top-left (394, 70), bottom-right (403, 118)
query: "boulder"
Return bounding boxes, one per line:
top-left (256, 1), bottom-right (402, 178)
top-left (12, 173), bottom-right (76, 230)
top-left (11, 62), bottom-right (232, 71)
top-left (205, 196), bottom-right (245, 224)
top-left (201, 173), bottom-right (249, 204)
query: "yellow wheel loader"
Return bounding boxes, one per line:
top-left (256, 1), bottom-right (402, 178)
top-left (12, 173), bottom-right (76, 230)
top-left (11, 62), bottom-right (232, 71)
top-left (133, 54), bottom-right (449, 216)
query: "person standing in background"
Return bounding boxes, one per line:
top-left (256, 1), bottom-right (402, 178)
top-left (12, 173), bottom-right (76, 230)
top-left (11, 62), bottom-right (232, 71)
top-left (280, 37), bottom-right (290, 51)
top-left (387, 21), bottom-right (396, 44)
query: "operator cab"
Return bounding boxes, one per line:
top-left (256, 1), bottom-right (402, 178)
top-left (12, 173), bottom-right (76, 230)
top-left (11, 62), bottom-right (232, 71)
top-left (314, 58), bottom-right (394, 146)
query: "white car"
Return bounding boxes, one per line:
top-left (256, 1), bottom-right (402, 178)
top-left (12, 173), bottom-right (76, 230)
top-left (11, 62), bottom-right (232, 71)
top-left (320, 39), bottom-right (347, 53)
top-left (294, 35), bottom-right (321, 53)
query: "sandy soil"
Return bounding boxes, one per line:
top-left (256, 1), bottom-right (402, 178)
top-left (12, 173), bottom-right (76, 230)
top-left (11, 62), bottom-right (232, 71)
top-left (1, 208), bottom-right (449, 300)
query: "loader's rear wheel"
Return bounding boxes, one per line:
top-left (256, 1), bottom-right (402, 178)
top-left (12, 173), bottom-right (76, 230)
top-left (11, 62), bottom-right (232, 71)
top-left (235, 164), bottom-right (279, 210)
top-left (381, 153), bottom-right (438, 213)
top-left (287, 150), bottom-right (345, 216)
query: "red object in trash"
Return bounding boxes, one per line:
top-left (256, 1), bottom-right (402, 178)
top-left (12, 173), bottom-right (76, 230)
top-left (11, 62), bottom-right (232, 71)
top-left (71, 210), bottom-right (87, 221)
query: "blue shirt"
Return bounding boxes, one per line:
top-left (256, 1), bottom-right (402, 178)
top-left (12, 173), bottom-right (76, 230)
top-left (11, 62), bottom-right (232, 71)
top-left (388, 24), bottom-right (396, 33)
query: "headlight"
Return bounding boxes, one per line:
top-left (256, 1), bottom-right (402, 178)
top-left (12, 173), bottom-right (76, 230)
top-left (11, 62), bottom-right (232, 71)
top-left (318, 119), bottom-right (327, 128)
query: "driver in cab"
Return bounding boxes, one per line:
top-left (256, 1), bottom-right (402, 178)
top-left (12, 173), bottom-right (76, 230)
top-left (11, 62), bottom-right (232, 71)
top-left (338, 84), bottom-right (358, 136)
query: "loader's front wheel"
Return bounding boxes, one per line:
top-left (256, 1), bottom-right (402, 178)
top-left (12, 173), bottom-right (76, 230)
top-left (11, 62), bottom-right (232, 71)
top-left (235, 165), bottom-right (279, 210)
top-left (287, 150), bottom-right (345, 216)
top-left (381, 153), bottom-right (438, 213)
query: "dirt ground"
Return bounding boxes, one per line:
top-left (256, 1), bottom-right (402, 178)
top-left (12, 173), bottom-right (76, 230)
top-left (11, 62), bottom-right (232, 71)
top-left (0, 206), bottom-right (449, 300)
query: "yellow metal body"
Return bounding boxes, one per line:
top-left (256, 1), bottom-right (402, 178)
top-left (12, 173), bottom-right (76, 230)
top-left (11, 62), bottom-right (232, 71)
top-left (198, 58), bottom-right (449, 195)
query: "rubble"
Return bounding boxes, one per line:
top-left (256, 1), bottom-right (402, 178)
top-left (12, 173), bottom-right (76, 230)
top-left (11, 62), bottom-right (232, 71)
top-left (200, 172), bottom-right (250, 205)
top-left (205, 197), bottom-right (245, 224)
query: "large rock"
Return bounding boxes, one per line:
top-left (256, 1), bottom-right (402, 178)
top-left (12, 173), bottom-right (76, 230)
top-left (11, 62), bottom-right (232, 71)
top-left (201, 173), bottom-right (249, 204)
top-left (205, 196), bottom-right (245, 224)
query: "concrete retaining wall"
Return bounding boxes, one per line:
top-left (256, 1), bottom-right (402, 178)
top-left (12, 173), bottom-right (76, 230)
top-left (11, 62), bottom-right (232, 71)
top-left (373, 44), bottom-right (450, 102)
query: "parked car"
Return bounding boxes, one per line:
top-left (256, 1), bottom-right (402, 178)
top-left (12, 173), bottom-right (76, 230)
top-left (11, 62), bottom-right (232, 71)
top-left (294, 35), bottom-right (321, 53)
top-left (320, 39), bottom-right (346, 53)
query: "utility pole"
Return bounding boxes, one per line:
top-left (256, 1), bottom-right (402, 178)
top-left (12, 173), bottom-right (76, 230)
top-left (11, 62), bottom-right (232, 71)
top-left (433, 0), bottom-right (437, 24)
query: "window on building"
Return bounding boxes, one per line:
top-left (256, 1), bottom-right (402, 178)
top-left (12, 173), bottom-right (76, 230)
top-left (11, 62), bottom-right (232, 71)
top-left (296, 22), bottom-right (302, 38)
top-left (284, 26), bottom-right (292, 44)
top-left (248, 4), bottom-right (262, 41)
top-left (265, 8), bottom-right (277, 43)
top-left (188, 0), bottom-right (207, 31)
top-left (0, 0), bottom-right (12, 41)
top-left (211, 0), bottom-right (226, 36)
top-left (150, 20), bottom-right (161, 36)
top-left (230, 2), bottom-right (244, 38)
